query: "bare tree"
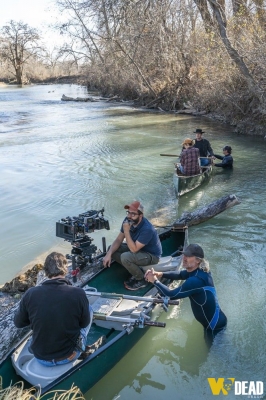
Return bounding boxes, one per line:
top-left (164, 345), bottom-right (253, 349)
top-left (0, 20), bottom-right (42, 84)
top-left (231, 0), bottom-right (248, 15)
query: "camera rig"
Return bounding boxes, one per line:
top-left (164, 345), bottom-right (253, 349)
top-left (56, 208), bottom-right (110, 282)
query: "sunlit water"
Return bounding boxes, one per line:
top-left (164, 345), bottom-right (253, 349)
top-left (0, 84), bottom-right (265, 400)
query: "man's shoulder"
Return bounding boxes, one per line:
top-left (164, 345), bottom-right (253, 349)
top-left (203, 138), bottom-right (210, 144)
top-left (191, 268), bottom-right (210, 281)
top-left (142, 217), bottom-right (155, 230)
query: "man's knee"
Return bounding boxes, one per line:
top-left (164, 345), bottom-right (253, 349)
top-left (120, 251), bottom-right (132, 266)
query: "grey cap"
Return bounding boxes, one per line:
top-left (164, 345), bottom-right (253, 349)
top-left (182, 244), bottom-right (204, 258)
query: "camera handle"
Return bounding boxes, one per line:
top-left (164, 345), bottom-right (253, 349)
top-left (71, 255), bottom-right (79, 283)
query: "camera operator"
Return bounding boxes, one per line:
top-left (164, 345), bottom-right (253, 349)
top-left (102, 201), bottom-right (162, 291)
top-left (14, 252), bottom-right (93, 366)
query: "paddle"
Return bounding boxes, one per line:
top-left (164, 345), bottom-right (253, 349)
top-left (160, 154), bottom-right (179, 157)
top-left (160, 154), bottom-right (211, 159)
top-left (93, 313), bottom-right (166, 328)
top-left (84, 290), bottom-right (179, 306)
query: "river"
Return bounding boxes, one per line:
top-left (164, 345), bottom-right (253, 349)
top-left (0, 84), bottom-right (265, 400)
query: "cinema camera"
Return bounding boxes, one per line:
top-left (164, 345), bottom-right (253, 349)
top-left (56, 208), bottom-right (110, 281)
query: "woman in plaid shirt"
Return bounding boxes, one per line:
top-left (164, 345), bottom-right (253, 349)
top-left (179, 138), bottom-right (201, 176)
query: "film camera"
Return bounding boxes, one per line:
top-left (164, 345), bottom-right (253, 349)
top-left (56, 208), bottom-right (110, 280)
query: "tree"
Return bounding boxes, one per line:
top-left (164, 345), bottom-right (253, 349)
top-left (0, 20), bottom-right (41, 84)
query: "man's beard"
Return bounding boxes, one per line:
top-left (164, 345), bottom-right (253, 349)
top-left (130, 216), bottom-right (141, 225)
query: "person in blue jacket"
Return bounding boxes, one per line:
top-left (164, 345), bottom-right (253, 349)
top-left (145, 244), bottom-right (227, 344)
top-left (213, 146), bottom-right (233, 169)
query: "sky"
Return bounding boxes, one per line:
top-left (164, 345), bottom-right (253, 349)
top-left (0, 0), bottom-right (64, 48)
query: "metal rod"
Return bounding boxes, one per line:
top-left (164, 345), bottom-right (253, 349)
top-left (84, 290), bottom-right (179, 305)
top-left (102, 237), bottom-right (106, 253)
top-left (93, 313), bottom-right (166, 328)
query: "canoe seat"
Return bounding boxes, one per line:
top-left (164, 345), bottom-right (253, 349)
top-left (24, 358), bottom-right (74, 387)
top-left (11, 338), bottom-right (79, 388)
top-left (141, 255), bottom-right (182, 273)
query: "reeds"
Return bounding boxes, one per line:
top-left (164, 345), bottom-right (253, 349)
top-left (0, 378), bottom-right (84, 400)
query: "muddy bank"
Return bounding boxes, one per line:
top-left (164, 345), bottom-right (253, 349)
top-left (0, 264), bottom-right (44, 316)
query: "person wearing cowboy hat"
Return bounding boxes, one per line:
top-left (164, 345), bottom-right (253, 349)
top-left (193, 128), bottom-right (214, 167)
top-left (179, 138), bottom-right (201, 176)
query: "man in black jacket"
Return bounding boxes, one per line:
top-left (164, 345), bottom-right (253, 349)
top-left (14, 252), bottom-right (92, 366)
top-left (193, 128), bottom-right (214, 166)
top-left (214, 146), bottom-right (233, 169)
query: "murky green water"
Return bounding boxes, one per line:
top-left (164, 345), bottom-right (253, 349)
top-left (0, 84), bottom-right (265, 399)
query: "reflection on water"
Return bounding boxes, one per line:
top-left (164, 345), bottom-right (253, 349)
top-left (0, 84), bottom-right (266, 400)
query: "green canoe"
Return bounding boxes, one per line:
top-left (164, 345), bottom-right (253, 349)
top-left (0, 220), bottom-right (187, 397)
top-left (173, 164), bottom-right (212, 197)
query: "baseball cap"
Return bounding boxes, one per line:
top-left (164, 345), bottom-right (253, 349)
top-left (182, 244), bottom-right (204, 258)
top-left (124, 201), bottom-right (144, 214)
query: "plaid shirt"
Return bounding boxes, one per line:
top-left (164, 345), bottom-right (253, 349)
top-left (180, 147), bottom-right (200, 176)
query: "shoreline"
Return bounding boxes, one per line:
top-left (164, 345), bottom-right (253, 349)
top-left (0, 241), bottom-right (72, 316)
top-left (1, 80), bottom-right (265, 136)
top-left (0, 241), bottom-right (72, 289)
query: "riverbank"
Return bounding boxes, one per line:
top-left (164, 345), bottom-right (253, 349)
top-left (1, 78), bottom-right (265, 136)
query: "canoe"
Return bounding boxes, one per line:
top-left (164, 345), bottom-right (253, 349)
top-left (0, 214), bottom-right (188, 398)
top-left (173, 164), bottom-right (212, 197)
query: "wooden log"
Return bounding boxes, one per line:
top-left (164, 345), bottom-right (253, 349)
top-left (174, 194), bottom-right (240, 227)
top-left (61, 94), bottom-right (98, 102)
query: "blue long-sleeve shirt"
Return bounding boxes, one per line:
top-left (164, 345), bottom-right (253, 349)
top-left (154, 269), bottom-right (227, 330)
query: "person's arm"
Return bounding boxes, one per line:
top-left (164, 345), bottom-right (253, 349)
top-left (123, 226), bottom-right (145, 253)
top-left (79, 291), bottom-right (91, 328)
top-left (206, 140), bottom-right (214, 157)
top-left (180, 152), bottom-right (185, 166)
top-left (102, 231), bottom-right (125, 267)
top-left (150, 275), bottom-right (204, 300)
top-left (213, 154), bottom-right (224, 167)
top-left (14, 295), bottom-right (30, 328)
top-left (213, 154), bottom-right (223, 160)
top-left (145, 268), bottom-right (187, 282)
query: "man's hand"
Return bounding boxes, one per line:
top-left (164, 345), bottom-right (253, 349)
top-left (102, 253), bottom-right (112, 268)
top-left (144, 268), bottom-right (163, 283)
top-left (123, 219), bottom-right (131, 233)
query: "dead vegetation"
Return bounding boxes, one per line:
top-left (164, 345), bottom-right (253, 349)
top-left (0, 379), bottom-right (84, 399)
top-left (1, 1), bottom-right (266, 134)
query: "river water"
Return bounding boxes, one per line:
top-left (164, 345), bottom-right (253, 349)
top-left (0, 84), bottom-right (265, 400)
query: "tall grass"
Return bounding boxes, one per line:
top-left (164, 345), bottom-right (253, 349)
top-left (0, 378), bottom-right (84, 400)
